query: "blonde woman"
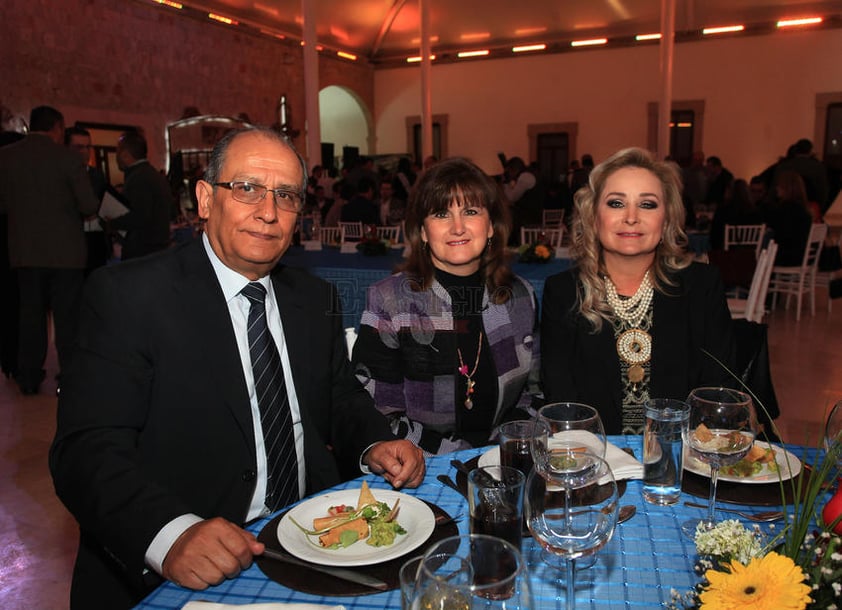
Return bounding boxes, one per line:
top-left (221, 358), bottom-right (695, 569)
top-left (540, 147), bottom-right (736, 434)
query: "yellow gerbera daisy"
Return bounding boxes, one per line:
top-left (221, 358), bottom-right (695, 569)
top-left (699, 552), bottom-right (812, 610)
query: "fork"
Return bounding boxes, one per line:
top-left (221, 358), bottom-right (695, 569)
top-left (684, 502), bottom-right (784, 522)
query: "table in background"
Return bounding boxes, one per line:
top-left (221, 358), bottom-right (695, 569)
top-left (279, 246), bottom-right (571, 329)
top-left (135, 437), bottom-right (820, 610)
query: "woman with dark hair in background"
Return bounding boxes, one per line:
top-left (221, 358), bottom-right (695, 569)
top-left (766, 170), bottom-right (814, 266)
top-left (352, 157), bottom-right (538, 454)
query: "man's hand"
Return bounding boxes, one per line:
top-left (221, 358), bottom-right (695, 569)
top-left (364, 440), bottom-right (425, 489)
top-left (161, 518), bottom-right (264, 590)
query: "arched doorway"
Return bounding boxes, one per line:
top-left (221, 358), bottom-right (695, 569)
top-left (319, 85), bottom-right (372, 172)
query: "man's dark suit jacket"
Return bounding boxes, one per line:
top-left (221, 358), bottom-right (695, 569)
top-left (109, 160), bottom-right (173, 260)
top-left (0, 133), bottom-right (99, 268)
top-left (50, 239), bottom-right (395, 608)
top-left (540, 263), bottom-right (736, 434)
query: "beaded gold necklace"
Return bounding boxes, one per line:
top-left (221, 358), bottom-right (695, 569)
top-left (604, 270), bottom-right (653, 387)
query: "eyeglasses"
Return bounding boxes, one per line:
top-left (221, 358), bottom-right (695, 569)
top-left (213, 181), bottom-right (303, 213)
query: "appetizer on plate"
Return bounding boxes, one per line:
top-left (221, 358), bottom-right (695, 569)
top-left (720, 444), bottom-right (778, 478)
top-left (291, 482), bottom-right (407, 549)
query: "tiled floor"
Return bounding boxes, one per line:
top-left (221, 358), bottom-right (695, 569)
top-left (1, 294), bottom-right (840, 610)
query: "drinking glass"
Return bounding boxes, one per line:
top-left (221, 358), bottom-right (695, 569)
top-left (413, 534), bottom-right (533, 609)
top-left (530, 402), bottom-right (606, 481)
top-left (524, 451), bottom-right (619, 610)
top-left (681, 387), bottom-right (755, 537)
top-left (822, 400), bottom-right (842, 534)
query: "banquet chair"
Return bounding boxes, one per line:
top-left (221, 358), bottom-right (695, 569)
top-left (727, 241), bottom-right (777, 323)
top-left (768, 223), bottom-right (827, 320)
top-left (542, 209), bottom-right (564, 228)
top-left (338, 221), bottom-right (364, 242)
top-left (375, 225), bottom-right (401, 245)
top-left (318, 226), bottom-right (342, 246)
top-left (520, 226), bottom-right (563, 248)
top-left (814, 238), bottom-right (841, 313)
top-left (724, 223), bottom-right (766, 258)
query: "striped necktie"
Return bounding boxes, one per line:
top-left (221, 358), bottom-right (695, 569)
top-left (240, 281), bottom-right (299, 512)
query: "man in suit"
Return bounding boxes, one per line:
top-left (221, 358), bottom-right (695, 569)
top-left (106, 131), bottom-right (173, 260)
top-left (65, 125), bottom-right (110, 274)
top-left (0, 105), bottom-right (99, 394)
top-left (50, 127), bottom-right (425, 609)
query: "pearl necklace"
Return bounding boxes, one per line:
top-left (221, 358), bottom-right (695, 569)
top-left (604, 271), bottom-right (654, 387)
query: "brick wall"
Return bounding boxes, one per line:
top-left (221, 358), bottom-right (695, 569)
top-left (1, 0), bottom-right (374, 166)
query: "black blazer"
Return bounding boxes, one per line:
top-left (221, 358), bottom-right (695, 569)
top-left (50, 239), bottom-right (394, 608)
top-left (540, 263), bottom-right (736, 434)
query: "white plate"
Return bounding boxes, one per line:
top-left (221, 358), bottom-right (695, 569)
top-left (683, 443), bottom-right (802, 484)
top-left (277, 488), bottom-right (435, 567)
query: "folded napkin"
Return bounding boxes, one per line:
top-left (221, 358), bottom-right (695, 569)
top-left (604, 441), bottom-right (644, 480)
top-left (182, 602), bottom-right (346, 610)
top-left (479, 440), bottom-right (643, 480)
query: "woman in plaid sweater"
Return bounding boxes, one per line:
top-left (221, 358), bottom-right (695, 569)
top-left (352, 158), bottom-right (539, 454)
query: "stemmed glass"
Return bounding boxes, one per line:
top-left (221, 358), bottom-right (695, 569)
top-left (524, 451), bottom-right (619, 610)
top-left (681, 387), bottom-right (755, 537)
top-left (530, 402), bottom-right (607, 481)
top-left (822, 400), bottom-right (842, 534)
top-left (409, 534), bottom-right (533, 609)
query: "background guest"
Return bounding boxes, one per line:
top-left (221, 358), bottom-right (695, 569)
top-left (352, 157), bottom-right (539, 454)
top-left (765, 170), bottom-right (814, 266)
top-left (541, 147), bottom-right (736, 435)
top-left (106, 131), bottom-right (173, 260)
top-left (66, 126), bottom-right (110, 273)
top-left (0, 105), bottom-right (99, 395)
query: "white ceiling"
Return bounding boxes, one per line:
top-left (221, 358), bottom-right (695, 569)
top-left (181, 0), bottom-right (840, 65)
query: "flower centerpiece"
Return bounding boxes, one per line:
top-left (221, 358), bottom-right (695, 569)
top-left (518, 238), bottom-right (554, 264)
top-left (356, 224), bottom-right (388, 256)
top-left (668, 404), bottom-right (842, 610)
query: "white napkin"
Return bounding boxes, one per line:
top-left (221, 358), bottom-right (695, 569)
top-left (182, 602), bottom-right (346, 610)
top-left (478, 441), bottom-right (644, 480)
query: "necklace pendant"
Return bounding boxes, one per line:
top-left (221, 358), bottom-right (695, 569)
top-left (464, 397), bottom-right (473, 409)
top-left (628, 364), bottom-right (645, 384)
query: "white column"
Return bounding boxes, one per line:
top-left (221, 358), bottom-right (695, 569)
top-left (420, 0), bottom-right (433, 161)
top-left (302, 0), bottom-right (321, 168)
top-left (657, 0), bottom-right (676, 160)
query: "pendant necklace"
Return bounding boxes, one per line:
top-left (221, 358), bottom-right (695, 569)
top-left (604, 270), bottom-right (653, 389)
top-left (457, 331), bottom-right (483, 410)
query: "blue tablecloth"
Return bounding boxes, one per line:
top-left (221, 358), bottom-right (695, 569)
top-left (279, 247), bottom-right (570, 329)
top-left (135, 438), bottom-right (820, 610)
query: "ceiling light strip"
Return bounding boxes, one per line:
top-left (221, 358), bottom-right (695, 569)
top-left (777, 17), bottom-right (823, 28)
top-left (208, 13), bottom-right (237, 25)
top-left (153, 0), bottom-right (182, 8)
top-left (570, 38), bottom-right (608, 47)
top-left (457, 50), bottom-right (490, 58)
top-left (337, 51), bottom-right (357, 60)
top-left (702, 25), bottom-right (745, 35)
top-left (407, 54), bottom-right (436, 63)
top-left (635, 33), bottom-right (662, 41)
top-left (512, 44), bottom-right (547, 53)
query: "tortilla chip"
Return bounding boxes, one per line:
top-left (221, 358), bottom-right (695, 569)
top-left (318, 517), bottom-right (369, 547)
top-left (357, 480), bottom-right (377, 509)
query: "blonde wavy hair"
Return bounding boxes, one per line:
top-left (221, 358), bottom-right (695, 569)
top-left (570, 147), bottom-right (691, 332)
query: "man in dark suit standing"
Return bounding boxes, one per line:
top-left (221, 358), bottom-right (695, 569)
top-left (107, 131), bottom-right (173, 260)
top-left (0, 106), bottom-right (99, 394)
top-left (50, 127), bottom-right (425, 609)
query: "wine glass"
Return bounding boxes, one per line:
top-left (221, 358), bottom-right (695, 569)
top-left (822, 400), bottom-right (842, 534)
top-left (411, 534), bottom-right (533, 609)
top-left (525, 451), bottom-right (619, 610)
top-left (530, 402), bottom-right (607, 481)
top-left (681, 387), bottom-right (755, 537)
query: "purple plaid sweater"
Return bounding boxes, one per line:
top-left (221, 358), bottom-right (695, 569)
top-left (352, 272), bottom-right (538, 455)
